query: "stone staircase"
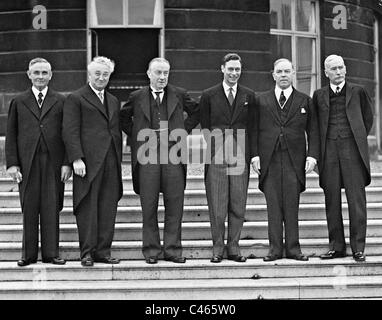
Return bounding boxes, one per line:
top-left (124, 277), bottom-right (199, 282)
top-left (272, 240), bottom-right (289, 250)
top-left (0, 170), bottom-right (382, 299)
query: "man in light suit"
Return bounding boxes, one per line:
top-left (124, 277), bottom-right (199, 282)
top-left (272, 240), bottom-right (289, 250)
top-left (63, 56), bottom-right (122, 267)
top-left (252, 58), bottom-right (319, 262)
top-left (313, 55), bottom-right (373, 262)
top-left (5, 57), bottom-right (72, 267)
top-left (120, 57), bottom-right (199, 264)
top-left (199, 53), bottom-right (257, 263)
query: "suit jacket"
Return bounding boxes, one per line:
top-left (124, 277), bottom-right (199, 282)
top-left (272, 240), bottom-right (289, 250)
top-left (313, 82), bottom-right (373, 187)
top-left (256, 88), bottom-right (319, 192)
top-left (120, 84), bottom-right (199, 194)
top-left (199, 83), bottom-right (258, 178)
top-left (62, 84), bottom-right (123, 212)
top-left (5, 88), bottom-right (68, 210)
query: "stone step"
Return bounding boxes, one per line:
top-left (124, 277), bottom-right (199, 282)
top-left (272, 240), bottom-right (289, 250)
top-left (0, 256), bottom-right (381, 282)
top-left (1, 219), bottom-right (382, 242)
top-left (1, 173), bottom-right (382, 192)
top-left (1, 202), bottom-right (382, 224)
top-left (1, 275), bottom-right (382, 299)
top-left (1, 238), bottom-right (382, 261)
top-left (1, 186), bottom-right (381, 207)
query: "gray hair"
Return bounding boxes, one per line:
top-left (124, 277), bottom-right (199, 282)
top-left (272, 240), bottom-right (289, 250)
top-left (273, 58), bottom-right (294, 71)
top-left (324, 54), bottom-right (345, 70)
top-left (88, 56), bottom-right (115, 73)
top-left (28, 57), bottom-right (51, 70)
top-left (148, 57), bottom-right (170, 71)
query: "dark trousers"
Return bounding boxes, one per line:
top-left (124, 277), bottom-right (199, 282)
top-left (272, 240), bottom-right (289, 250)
top-left (22, 150), bottom-right (60, 261)
top-left (322, 137), bottom-right (367, 254)
top-left (263, 148), bottom-right (302, 257)
top-left (75, 145), bottom-right (120, 259)
top-left (205, 163), bottom-right (249, 256)
top-left (139, 163), bottom-right (184, 259)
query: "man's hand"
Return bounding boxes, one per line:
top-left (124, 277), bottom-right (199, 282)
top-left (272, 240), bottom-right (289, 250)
top-left (7, 166), bottom-right (22, 183)
top-left (251, 156), bottom-right (261, 175)
top-left (305, 157), bottom-right (316, 174)
top-left (61, 165), bottom-right (72, 182)
top-left (73, 159), bottom-right (86, 177)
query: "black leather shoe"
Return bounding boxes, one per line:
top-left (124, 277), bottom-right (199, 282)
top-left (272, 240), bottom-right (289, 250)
top-left (353, 252), bottom-right (366, 262)
top-left (17, 259), bottom-right (37, 267)
top-left (145, 257), bottom-right (158, 264)
top-left (164, 256), bottom-right (186, 263)
top-left (42, 257), bottom-right (66, 265)
top-left (263, 255), bottom-right (281, 262)
top-left (288, 254), bottom-right (309, 261)
top-left (227, 255), bottom-right (247, 262)
top-left (81, 255), bottom-right (94, 267)
top-left (210, 255), bottom-right (223, 263)
top-left (320, 250), bottom-right (346, 259)
top-left (94, 257), bottom-right (120, 264)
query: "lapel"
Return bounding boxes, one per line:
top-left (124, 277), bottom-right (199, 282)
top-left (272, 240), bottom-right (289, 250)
top-left (284, 89), bottom-right (304, 123)
top-left (104, 90), bottom-right (117, 122)
top-left (138, 86), bottom-right (151, 121)
top-left (21, 89), bottom-right (41, 120)
top-left (322, 85), bottom-right (330, 109)
top-left (264, 90), bottom-right (281, 124)
top-left (40, 88), bottom-right (58, 120)
top-left (231, 85), bottom-right (248, 123)
top-left (345, 82), bottom-right (353, 109)
top-left (166, 85), bottom-right (180, 120)
top-left (82, 84), bottom-right (108, 120)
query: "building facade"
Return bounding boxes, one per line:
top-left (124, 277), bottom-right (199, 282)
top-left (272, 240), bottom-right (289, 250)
top-left (0, 0), bottom-right (381, 158)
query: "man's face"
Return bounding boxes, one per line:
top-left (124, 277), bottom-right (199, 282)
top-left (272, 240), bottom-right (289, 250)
top-left (27, 62), bottom-right (52, 91)
top-left (147, 61), bottom-right (170, 91)
top-left (221, 59), bottom-right (241, 86)
top-left (88, 63), bottom-right (111, 90)
top-left (273, 60), bottom-right (294, 89)
top-left (325, 57), bottom-right (346, 85)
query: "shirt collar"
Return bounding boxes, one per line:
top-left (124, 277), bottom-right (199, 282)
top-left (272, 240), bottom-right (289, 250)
top-left (89, 83), bottom-right (105, 97)
top-left (275, 85), bottom-right (293, 101)
top-left (222, 82), bottom-right (237, 95)
top-left (32, 86), bottom-right (48, 99)
top-left (150, 86), bottom-right (165, 100)
top-left (330, 81), bottom-right (345, 93)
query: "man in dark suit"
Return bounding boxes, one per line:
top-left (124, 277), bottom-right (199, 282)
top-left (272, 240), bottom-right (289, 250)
top-left (120, 57), bottom-right (199, 264)
top-left (63, 56), bottom-right (122, 267)
top-left (199, 53), bottom-right (257, 263)
top-left (5, 57), bottom-right (72, 267)
top-left (252, 58), bottom-right (319, 262)
top-left (313, 55), bottom-right (373, 262)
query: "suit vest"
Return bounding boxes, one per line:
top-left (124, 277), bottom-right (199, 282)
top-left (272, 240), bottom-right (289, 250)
top-left (275, 90), bottom-right (294, 150)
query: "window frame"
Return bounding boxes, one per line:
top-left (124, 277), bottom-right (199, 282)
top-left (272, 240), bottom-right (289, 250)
top-left (270, 0), bottom-right (321, 95)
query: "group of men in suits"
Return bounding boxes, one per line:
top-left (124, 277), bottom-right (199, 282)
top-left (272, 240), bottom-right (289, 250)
top-left (5, 53), bottom-right (373, 267)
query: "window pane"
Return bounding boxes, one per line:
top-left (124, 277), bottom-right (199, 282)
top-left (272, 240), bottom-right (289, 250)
top-left (95, 0), bottom-right (123, 25)
top-left (296, 37), bottom-right (316, 95)
top-left (296, 0), bottom-right (316, 32)
top-left (270, 35), bottom-right (292, 65)
top-left (270, 0), bottom-right (291, 30)
top-left (129, 0), bottom-right (156, 25)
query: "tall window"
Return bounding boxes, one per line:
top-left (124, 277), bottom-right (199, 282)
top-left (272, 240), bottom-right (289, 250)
top-left (270, 0), bottom-right (320, 96)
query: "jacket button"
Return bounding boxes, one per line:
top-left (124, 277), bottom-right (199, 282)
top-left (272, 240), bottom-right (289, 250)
top-left (40, 124), bottom-right (43, 128)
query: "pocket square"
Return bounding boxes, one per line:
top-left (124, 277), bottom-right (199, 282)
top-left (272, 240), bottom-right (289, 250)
top-left (301, 107), bottom-right (306, 114)
top-left (243, 101), bottom-right (249, 107)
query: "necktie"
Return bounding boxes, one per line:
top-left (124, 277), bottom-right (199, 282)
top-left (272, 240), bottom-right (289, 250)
top-left (336, 86), bottom-right (341, 95)
top-left (228, 87), bottom-right (234, 106)
top-left (279, 90), bottom-right (286, 108)
top-left (154, 92), bottom-right (161, 106)
top-left (98, 91), bottom-right (104, 104)
top-left (38, 92), bottom-right (43, 107)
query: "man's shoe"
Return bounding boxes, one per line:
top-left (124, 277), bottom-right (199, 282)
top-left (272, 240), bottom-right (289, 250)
top-left (145, 257), bottom-right (158, 264)
top-left (288, 254), bottom-right (309, 261)
top-left (81, 255), bottom-right (94, 267)
top-left (353, 252), bottom-right (366, 262)
top-left (210, 255), bottom-right (223, 263)
top-left (164, 256), bottom-right (186, 263)
top-left (227, 255), bottom-right (247, 262)
top-left (320, 250), bottom-right (346, 259)
top-left (17, 259), bottom-right (36, 267)
top-left (263, 255), bottom-right (281, 262)
top-left (94, 257), bottom-right (120, 264)
top-left (42, 257), bottom-right (66, 265)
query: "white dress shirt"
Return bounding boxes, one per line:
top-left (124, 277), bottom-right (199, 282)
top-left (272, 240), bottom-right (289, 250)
top-left (330, 81), bottom-right (345, 94)
top-left (275, 85), bottom-right (293, 108)
top-left (89, 83), bottom-right (105, 103)
top-left (222, 82), bottom-right (237, 99)
top-left (150, 86), bottom-right (165, 103)
top-left (32, 86), bottom-right (48, 108)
